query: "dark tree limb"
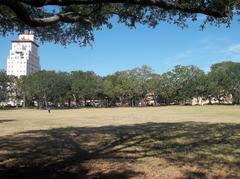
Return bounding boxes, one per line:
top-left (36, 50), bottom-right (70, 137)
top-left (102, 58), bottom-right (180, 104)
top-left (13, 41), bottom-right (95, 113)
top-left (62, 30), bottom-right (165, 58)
top-left (0, 0), bottom-right (95, 27)
top-left (0, 0), bottom-right (236, 45)
top-left (13, 0), bottom-right (231, 19)
top-left (0, 0), bottom-right (232, 27)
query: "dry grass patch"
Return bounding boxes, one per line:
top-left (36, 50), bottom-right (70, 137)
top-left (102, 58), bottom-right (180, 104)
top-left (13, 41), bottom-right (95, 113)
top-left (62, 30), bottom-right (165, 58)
top-left (0, 106), bottom-right (240, 178)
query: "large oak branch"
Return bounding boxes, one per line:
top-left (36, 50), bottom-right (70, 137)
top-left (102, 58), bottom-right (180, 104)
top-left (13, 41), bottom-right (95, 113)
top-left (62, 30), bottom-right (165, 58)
top-left (0, 0), bottom-right (94, 27)
top-left (0, 0), bottom-right (230, 27)
top-left (17, 0), bottom-right (229, 18)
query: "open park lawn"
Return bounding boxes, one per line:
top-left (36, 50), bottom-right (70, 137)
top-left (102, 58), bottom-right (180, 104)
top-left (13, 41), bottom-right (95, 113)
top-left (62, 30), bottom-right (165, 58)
top-left (0, 106), bottom-right (240, 179)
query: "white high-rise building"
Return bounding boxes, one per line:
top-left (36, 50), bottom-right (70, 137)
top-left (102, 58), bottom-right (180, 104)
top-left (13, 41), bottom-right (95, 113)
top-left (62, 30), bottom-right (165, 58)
top-left (6, 32), bottom-right (41, 77)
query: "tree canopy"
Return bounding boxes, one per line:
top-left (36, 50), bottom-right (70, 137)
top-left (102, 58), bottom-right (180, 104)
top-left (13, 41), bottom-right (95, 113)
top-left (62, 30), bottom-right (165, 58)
top-left (0, 70), bottom-right (9, 102)
top-left (1, 61), bottom-right (240, 108)
top-left (0, 0), bottom-right (239, 45)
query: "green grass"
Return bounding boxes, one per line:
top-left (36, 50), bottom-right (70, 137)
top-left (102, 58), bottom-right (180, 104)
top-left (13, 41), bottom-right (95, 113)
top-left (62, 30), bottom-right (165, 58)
top-left (0, 106), bottom-right (240, 178)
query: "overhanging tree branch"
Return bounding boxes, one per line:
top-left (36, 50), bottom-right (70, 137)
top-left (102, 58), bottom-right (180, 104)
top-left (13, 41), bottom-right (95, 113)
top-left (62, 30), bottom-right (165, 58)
top-left (0, 0), bottom-right (237, 45)
top-left (0, 0), bottom-right (232, 28)
top-left (12, 0), bottom-right (231, 19)
top-left (0, 0), bottom-right (94, 27)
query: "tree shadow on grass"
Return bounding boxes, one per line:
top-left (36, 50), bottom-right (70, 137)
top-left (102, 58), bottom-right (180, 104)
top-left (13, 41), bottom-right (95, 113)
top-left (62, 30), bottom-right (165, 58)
top-left (0, 120), bottom-right (16, 124)
top-left (0, 122), bottom-right (240, 178)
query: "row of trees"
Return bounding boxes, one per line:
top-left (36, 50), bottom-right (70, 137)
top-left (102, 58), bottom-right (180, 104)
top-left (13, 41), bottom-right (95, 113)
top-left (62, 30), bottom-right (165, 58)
top-left (1, 61), bottom-right (240, 108)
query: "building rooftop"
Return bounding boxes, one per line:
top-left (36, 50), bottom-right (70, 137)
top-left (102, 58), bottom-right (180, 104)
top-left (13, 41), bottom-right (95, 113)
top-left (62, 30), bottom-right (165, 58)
top-left (11, 40), bottom-right (39, 47)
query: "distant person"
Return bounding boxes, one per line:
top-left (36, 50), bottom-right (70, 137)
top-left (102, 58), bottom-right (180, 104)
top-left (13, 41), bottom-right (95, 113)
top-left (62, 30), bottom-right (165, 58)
top-left (47, 106), bottom-right (51, 113)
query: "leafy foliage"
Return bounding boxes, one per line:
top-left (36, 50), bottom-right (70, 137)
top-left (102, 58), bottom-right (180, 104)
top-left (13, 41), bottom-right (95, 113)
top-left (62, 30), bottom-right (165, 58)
top-left (0, 70), bottom-right (9, 102)
top-left (1, 61), bottom-right (240, 107)
top-left (209, 61), bottom-right (240, 104)
top-left (0, 0), bottom-right (239, 45)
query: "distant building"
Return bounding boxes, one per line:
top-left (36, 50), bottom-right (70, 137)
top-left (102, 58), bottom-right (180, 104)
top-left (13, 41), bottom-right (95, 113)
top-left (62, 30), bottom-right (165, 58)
top-left (6, 32), bottom-right (41, 77)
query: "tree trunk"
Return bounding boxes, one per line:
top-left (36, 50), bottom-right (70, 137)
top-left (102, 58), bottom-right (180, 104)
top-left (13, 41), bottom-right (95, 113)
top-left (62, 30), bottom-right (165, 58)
top-left (44, 99), bottom-right (47, 109)
top-left (208, 97), bottom-right (212, 105)
top-left (237, 97), bottom-right (240, 105)
top-left (166, 99), bottom-right (169, 105)
top-left (23, 94), bottom-right (26, 108)
top-left (16, 98), bottom-right (18, 108)
top-left (68, 99), bottom-right (71, 108)
top-left (197, 96), bottom-right (199, 105)
top-left (37, 100), bottom-right (40, 109)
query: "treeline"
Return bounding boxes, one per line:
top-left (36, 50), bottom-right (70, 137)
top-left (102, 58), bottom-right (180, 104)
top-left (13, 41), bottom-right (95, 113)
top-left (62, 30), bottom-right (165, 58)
top-left (1, 61), bottom-right (240, 108)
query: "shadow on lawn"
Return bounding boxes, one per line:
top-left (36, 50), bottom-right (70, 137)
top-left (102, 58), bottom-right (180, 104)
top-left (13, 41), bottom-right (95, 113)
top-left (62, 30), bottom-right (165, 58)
top-left (0, 120), bottom-right (16, 124)
top-left (0, 122), bottom-right (240, 178)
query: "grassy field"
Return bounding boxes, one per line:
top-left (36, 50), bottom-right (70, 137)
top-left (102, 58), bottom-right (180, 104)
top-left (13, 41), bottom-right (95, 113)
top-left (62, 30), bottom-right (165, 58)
top-left (0, 106), bottom-right (240, 178)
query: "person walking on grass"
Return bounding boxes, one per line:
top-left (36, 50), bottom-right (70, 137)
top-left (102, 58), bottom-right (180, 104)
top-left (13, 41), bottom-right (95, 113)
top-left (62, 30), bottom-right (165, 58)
top-left (47, 105), bottom-right (51, 113)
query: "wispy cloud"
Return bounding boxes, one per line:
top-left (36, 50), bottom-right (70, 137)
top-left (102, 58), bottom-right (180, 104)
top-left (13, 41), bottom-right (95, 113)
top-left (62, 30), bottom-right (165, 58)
top-left (156, 35), bottom-right (240, 74)
top-left (162, 38), bottom-right (240, 72)
top-left (163, 50), bottom-right (192, 65)
top-left (218, 43), bottom-right (240, 60)
top-left (228, 44), bottom-right (240, 53)
top-left (166, 50), bottom-right (194, 62)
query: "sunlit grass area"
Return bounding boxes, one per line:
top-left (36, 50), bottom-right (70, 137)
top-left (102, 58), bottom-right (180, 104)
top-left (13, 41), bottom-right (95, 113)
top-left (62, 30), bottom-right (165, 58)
top-left (0, 106), bottom-right (240, 178)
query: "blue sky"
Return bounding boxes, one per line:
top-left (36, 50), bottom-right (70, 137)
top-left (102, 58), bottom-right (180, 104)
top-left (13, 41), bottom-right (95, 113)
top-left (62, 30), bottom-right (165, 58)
top-left (1, 17), bottom-right (240, 76)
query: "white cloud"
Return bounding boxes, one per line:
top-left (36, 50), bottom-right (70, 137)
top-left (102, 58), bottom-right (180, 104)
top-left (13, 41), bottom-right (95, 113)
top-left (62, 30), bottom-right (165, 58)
top-left (163, 50), bottom-right (194, 65)
top-left (228, 44), bottom-right (240, 53)
top-left (217, 44), bottom-right (240, 60)
top-left (171, 50), bottom-right (193, 61)
top-left (162, 39), bottom-right (240, 72)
